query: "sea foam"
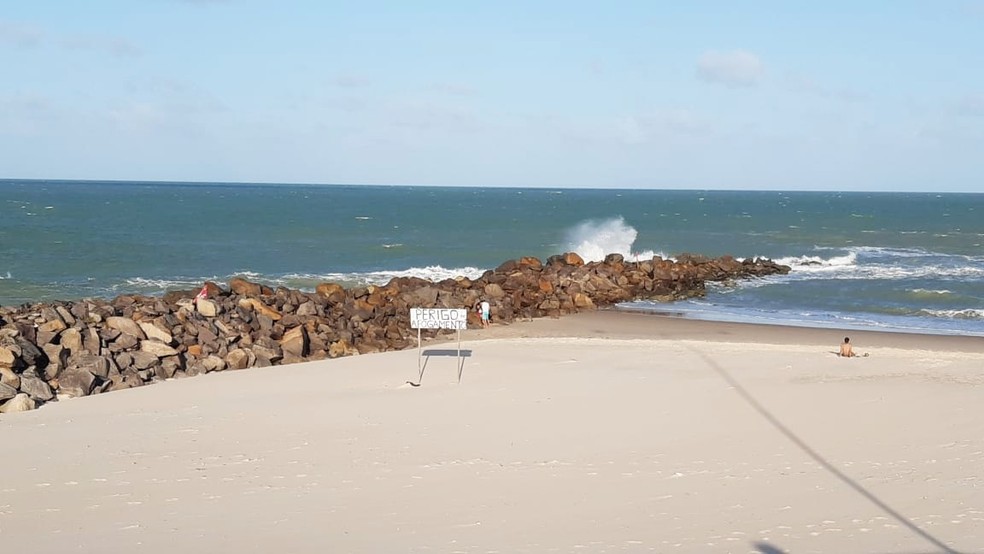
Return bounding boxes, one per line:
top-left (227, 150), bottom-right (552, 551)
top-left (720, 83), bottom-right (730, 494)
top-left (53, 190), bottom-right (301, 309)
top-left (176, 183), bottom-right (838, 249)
top-left (563, 216), bottom-right (662, 262)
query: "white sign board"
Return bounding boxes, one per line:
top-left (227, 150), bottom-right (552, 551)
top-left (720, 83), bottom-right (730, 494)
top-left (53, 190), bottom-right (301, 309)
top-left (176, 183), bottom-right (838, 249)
top-left (410, 308), bottom-right (468, 330)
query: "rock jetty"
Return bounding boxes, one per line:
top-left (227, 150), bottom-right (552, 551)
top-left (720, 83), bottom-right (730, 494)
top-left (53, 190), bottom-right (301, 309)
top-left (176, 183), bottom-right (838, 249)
top-left (0, 252), bottom-right (789, 413)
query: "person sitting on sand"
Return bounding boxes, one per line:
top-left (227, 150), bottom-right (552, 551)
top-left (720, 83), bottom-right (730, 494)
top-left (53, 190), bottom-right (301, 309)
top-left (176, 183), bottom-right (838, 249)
top-left (838, 336), bottom-right (868, 357)
top-left (839, 337), bottom-right (855, 357)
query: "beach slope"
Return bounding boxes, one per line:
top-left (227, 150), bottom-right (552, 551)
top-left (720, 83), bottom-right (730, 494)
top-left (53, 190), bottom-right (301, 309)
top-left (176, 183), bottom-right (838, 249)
top-left (1, 311), bottom-right (981, 553)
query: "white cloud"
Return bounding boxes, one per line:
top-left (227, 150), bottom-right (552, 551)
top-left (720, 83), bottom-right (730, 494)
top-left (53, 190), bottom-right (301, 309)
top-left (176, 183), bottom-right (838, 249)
top-left (0, 18), bottom-right (141, 57)
top-left (696, 49), bottom-right (764, 87)
top-left (0, 19), bottom-right (43, 49)
top-left (955, 93), bottom-right (984, 116)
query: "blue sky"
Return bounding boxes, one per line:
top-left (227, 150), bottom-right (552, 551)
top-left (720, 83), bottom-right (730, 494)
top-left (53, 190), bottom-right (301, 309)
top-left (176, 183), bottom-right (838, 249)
top-left (2, 1), bottom-right (982, 191)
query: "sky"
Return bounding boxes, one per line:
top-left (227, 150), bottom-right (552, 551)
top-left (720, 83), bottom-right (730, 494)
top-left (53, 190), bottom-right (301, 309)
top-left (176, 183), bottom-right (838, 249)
top-left (1, 1), bottom-right (982, 191)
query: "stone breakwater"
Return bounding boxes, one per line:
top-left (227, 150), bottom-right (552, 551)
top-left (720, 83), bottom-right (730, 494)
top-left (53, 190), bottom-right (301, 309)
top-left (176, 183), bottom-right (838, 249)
top-left (0, 252), bottom-right (789, 413)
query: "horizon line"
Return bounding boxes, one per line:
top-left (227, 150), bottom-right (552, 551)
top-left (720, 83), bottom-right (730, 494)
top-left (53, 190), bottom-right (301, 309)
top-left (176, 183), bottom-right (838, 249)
top-left (0, 176), bottom-right (980, 195)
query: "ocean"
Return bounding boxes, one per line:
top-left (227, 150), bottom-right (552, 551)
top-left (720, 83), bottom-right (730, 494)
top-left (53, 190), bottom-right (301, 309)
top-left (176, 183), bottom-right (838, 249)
top-left (2, 180), bottom-right (982, 336)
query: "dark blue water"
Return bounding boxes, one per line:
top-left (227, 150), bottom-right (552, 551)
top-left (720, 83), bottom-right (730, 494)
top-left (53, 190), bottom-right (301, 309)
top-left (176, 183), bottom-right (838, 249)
top-left (2, 180), bottom-right (982, 335)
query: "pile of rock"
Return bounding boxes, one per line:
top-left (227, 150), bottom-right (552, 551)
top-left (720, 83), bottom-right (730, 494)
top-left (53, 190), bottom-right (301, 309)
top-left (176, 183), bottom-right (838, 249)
top-left (0, 252), bottom-right (789, 413)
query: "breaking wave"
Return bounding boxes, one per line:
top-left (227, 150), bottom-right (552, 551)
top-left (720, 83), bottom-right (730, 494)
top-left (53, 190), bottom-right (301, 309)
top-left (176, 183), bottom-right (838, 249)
top-left (563, 216), bottom-right (663, 262)
top-left (120, 266), bottom-right (487, 295)
top-left (918, 308), bottom-right (984, 320)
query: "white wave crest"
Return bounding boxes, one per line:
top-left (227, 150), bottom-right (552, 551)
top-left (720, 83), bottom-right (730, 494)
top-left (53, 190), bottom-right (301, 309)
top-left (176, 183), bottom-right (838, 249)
top-left (563, 216), bottom-right (662, 262)
top-left (278, 266), bottom-right (487, 288)
top-left (119, 266), bottom-right (488, 295)
top-left (774, 252), bottom-right (858, 271)
top-left (908, 288), bottom-right (954, 296)
top-left (121, 277), bottom-right (219, 290)
top-left (0, 271), bottom-right (11, 279)
top-left (918, 308), bottom-right (984, 320)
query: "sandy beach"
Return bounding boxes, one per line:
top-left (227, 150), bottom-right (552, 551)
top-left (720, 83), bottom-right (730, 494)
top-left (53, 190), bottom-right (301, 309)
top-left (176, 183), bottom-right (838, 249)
top-left (1, 310), bottom-right (982, 554)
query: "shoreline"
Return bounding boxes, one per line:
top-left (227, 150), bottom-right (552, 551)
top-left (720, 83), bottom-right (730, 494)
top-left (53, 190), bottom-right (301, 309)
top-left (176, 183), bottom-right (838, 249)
top-left (453, 308), bottom-right (984, 354)
top-left (2, 308), bottom-right (982, 552)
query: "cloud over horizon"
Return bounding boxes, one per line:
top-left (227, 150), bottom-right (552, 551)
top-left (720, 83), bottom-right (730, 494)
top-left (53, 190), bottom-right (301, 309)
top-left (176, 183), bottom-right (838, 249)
top-left (696, 49), bottom-right (765, 87)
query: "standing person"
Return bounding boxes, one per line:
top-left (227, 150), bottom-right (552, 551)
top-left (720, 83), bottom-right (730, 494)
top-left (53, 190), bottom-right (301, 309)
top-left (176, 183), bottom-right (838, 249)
top-left (480, 300), bottom-right (491, 328)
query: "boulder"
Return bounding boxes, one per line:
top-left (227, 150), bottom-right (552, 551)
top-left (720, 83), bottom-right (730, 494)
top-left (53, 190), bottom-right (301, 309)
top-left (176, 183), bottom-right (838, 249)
top-left (328, 339), bottom-right (359, 358)
top-left (0, 366), bottom-right (20, 389)
top-left (250, 344), bottom-right (280, 366)
top-left (0, 393), bottom-right (36, 413)
top-left (229, 277), bottom-right (263, 296)
top-left (19, 375), bottom-right (54, 402)
top-left (77, 354), bottom-right (112, 379)
top-left (56, 305), bottom-right (76, 325)
top-left (41, 344), bottom-right (67, 379)
top-left (0, 345), bottom-right (20, 370)
top-left (196, 299), bottom-right (220, 317)
top-left (37, 319), bottom-right (68, 345)
top-left (225, 349), bottom-right (251, 370)
top-left (140, 340), bottom-right (179, 358)
top-left (139, 322), bottom-right (174, 345)
top-left (483, 283), bottom-right (506, 299)
top-left (316, 282), bottom-right (346, 303)
top-left (237, 298), bottom-right (282, 321)
top-left (82, 327), bottom-right (102, 355)
top-left (112, 332), bottom-right (139, 351)
top-left (59, 328), bottom-right (84, 355)
top-left (130, 350), bottom-right (160, 370)
top-left (106, 316), bottom-right (147, 339)
top-left (201, 355), bottom-right (226, 373)
top-left (573, 292), bottom-right (596, 309)
top-left (14, 337), bottom-right (45, 367)
top-left (55, 368), bottom-right (97, 398)
top-left (280, 326), bottom-right (309, 358)
top-left (0, 381), bottom-right (17, 402)
top-left (157, 356), bottom-right (183, 379)
top-left (562, 252), bottom-right (585, 266)
top-left (295, 300), bottom-right (318, 316)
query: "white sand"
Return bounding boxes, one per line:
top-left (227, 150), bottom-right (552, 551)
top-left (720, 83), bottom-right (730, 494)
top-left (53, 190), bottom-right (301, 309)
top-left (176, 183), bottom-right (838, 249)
top-left (1, 311), bottom-right (982, 553)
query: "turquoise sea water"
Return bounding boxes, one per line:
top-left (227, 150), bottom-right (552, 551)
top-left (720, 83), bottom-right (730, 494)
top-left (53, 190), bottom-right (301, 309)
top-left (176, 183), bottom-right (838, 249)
top-left (2, 180), bottom-right (983, 336)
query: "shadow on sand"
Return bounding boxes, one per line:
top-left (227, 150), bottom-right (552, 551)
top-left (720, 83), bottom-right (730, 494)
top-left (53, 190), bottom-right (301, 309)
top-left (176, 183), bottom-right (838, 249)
top-left (688, 349), bottom-right (961, 554)
top-left (407, 349), bottom-right (472, 386)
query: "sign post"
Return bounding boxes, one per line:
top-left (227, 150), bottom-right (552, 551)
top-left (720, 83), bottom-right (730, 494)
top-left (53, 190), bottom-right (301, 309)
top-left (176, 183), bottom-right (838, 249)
top-left (409, 308), bottom-right (468, 383)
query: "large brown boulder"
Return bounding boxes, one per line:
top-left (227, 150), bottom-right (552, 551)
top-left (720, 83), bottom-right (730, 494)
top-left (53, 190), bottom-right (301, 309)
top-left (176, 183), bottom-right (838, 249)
top-left (37, 319), bottom-right (68, 345)
top-left (315, 282), bottom-right (346, 303)
top-left (0, 393), bottom-right (35, 413)
top-left (229, 277), bottom-right (263, 296)
top-left (19, 375), bottom-right (54, 402)
top-left (139, 321), bottom-right (174, 345)
top-left (56, 368), bottom-right (97, 398)
top-left (0, 366), bottom-right (20, 389)
top-left (0, 381), bottom-right (17, 402)
top-left (280, 326), bottom-right (309, 358)
top-left (106, 316), bottom-right (147, 340)
top-left (0, 345), bottom-right (20, 370)
top-left (238, 298), bottom-right (282, 321)
top-left (140, 340), bottom-right (179, 358)
top-left (225, 348), bottom-right (251, 370)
